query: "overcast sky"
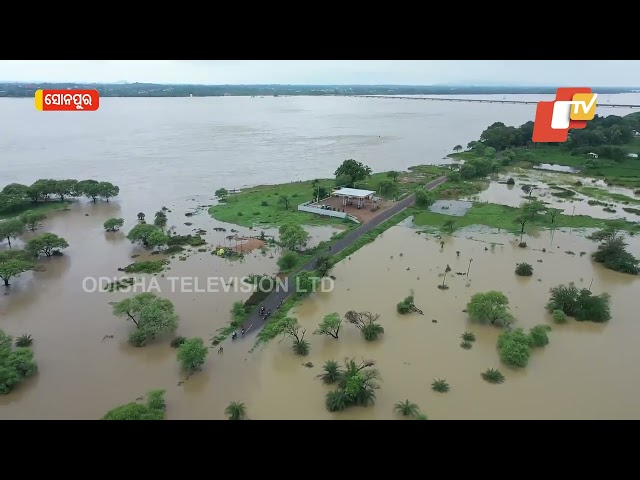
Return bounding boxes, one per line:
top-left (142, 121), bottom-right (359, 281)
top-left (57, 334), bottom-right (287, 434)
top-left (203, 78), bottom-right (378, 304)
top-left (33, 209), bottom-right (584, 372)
top-left (0, 60), bottom-right (638, 86)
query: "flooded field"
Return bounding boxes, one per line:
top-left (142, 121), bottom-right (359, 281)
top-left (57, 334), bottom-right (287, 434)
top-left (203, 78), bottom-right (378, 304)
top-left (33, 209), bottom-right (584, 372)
top-left (0, 199), bottom-right (342, 419)
top-left (249, 224), bottom-right (640, 420)
top-left (469, 169), bottom-right (640, 222)
top-left (1, 195), bottom-right (639, 419)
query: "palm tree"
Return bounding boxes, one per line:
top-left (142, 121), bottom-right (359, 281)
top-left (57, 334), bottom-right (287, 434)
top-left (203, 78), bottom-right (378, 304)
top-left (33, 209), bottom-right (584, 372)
top-left (317, 360), bottom-right (342, 384)
top-left (394, 399), bottom-right (420, 417)
top-left (325, 390), bottom-right (348, 412)
top-left (225, 401), bottom-right (247, 420)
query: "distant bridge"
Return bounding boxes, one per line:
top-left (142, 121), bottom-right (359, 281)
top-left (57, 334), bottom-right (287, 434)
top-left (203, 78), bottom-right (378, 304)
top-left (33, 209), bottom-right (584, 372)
top-left (354, 95), bottom-right (640, 109)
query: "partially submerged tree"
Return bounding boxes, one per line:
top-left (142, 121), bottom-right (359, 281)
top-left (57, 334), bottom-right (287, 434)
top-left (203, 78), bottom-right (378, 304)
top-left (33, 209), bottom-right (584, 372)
top-left (102, 389), bottom-right (166, 420)
top-left (177, 337), bottom-right (209, 371)
top-left (104, 217), bottom-right (124, 232)
top-left (26, 233), bottom-right (69, 257)
top-left (126, 224), bottom-right (168, 248)
top-left (52, 179), bottom-right (78, 201)
top-left (514, 200), bottom-right (545, 242)
top-left (225, 401), bottom-right (247, 420)
top-left (497, 328), bottom-right (532, 368)
top-left (112, 293), bottom-right (179, 346)
top-left (317, 360), bottom-right (342, 384)
top-left (397, 290), bottom-right (422, 314)
top-left (529, 325), bottom-right (552, 347)
top-left (76, 179), bottom-right (101, 202)
top-left (0, 329), bottom-right (38, 394)
top-left (276, 316), bottom-right (310, 355)
top-left (0, 250), bottom-right (35, 287)
top-left (19, 211), bottom-right (46, 231)
top-left (325, 358), bottom-right (380, 412)
top-left (278, 223), bottom-right (309, 251)
top-left (590, 229), bottom-right (639, 275)
top-left (515, 262), bottom-right (533, 277)
top-left (313, 312), bottom-right (342, 339)
top-left (344, 311), bottom-right (384, 341)
top-left (438, 264), bottom-right (452, 290)
top-left (98, 181), bottom-right (119, 201)
top-left (466, 291), bottom-right (514, 327)
top-left (154, 211), bottom-right (167, 228)
top-left (0, 219), bottom-right (25, 247)
top-left (394, 399), bottom-right (420, 418)
top-left (546, 282), bottom-right (611, 323)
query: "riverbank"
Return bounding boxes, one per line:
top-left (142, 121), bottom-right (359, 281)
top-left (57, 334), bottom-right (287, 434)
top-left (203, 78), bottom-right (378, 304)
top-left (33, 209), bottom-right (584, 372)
top-left (0, 199), bottom-right (71, 220)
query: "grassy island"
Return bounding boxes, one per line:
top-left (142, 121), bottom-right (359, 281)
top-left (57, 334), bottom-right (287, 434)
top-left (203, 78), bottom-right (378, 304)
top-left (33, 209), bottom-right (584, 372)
top-left (209, 164), bottom-right (448, 228)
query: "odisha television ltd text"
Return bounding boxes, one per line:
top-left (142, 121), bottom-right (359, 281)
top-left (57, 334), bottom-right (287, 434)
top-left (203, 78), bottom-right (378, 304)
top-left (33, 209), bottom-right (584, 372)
top-left (81, 275), bottom-right (335, 293)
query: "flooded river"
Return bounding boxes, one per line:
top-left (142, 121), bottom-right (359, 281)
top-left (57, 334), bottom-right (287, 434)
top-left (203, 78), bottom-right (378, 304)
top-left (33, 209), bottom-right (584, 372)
top-left (1, 94), bottom-right (639, 419)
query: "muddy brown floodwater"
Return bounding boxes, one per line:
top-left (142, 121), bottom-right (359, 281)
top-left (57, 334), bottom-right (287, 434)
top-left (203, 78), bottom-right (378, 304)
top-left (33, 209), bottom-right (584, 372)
top-left (0, 198), bottom-right (342, 419)
top-left (1, 200), bottom-right (639, 419)
top-left (248, 224), bottom-right (640, 420)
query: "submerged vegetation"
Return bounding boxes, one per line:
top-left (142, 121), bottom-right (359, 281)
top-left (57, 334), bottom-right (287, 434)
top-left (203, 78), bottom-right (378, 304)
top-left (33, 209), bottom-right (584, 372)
top-left (481, 368), bottom-right (506, 384)
top-left (112, 293), bottom-right (179, 346)
top-left (102, 389), bottom-right (166, 420)
top-left (546, 283), bottom-right (612, 323)
top-left (0, 329), bottom-right (38, 394)
top-left (324, 358), bottom-right (380, 413)
top-left (589, 229), bottom-right (639, 275)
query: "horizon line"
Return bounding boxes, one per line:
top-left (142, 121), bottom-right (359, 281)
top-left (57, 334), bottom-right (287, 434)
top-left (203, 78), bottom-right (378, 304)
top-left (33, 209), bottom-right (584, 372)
top-left (1, 82), bottom-right (639, 89)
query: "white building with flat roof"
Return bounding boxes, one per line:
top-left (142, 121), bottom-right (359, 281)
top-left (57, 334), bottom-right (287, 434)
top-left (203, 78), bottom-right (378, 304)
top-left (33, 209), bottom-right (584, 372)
top-left (332, 188), bottom-right (376, 207)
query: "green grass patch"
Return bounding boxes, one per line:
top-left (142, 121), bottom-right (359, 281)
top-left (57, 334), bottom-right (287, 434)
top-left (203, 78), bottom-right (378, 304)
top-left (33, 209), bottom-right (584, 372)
top-left (433, 180), bottom-right (488, 199)
top-left (574, 186), bottom-right (640, 206)
top-left (0, 200), bottom-right (71, 220)
top-left (208, 179), bottom-right (352, 228)
top-left (412, 202), bottom-right (639, 234)
top-left (122, 260), bottom-right (168, 274)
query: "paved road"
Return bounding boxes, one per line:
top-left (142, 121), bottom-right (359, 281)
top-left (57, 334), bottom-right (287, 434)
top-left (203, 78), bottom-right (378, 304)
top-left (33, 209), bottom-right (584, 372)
top-left (240, 175), bottom-right (447, 337)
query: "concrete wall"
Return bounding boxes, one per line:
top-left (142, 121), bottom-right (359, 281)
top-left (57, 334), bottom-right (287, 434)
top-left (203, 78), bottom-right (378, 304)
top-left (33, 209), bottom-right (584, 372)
top-left (298, 201), bottom-right (360, 223)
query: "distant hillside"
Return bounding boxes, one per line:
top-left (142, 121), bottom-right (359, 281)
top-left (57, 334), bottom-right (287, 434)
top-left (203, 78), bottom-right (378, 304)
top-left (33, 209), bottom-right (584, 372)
top-left (0, 83), bottom-right (636, 98)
